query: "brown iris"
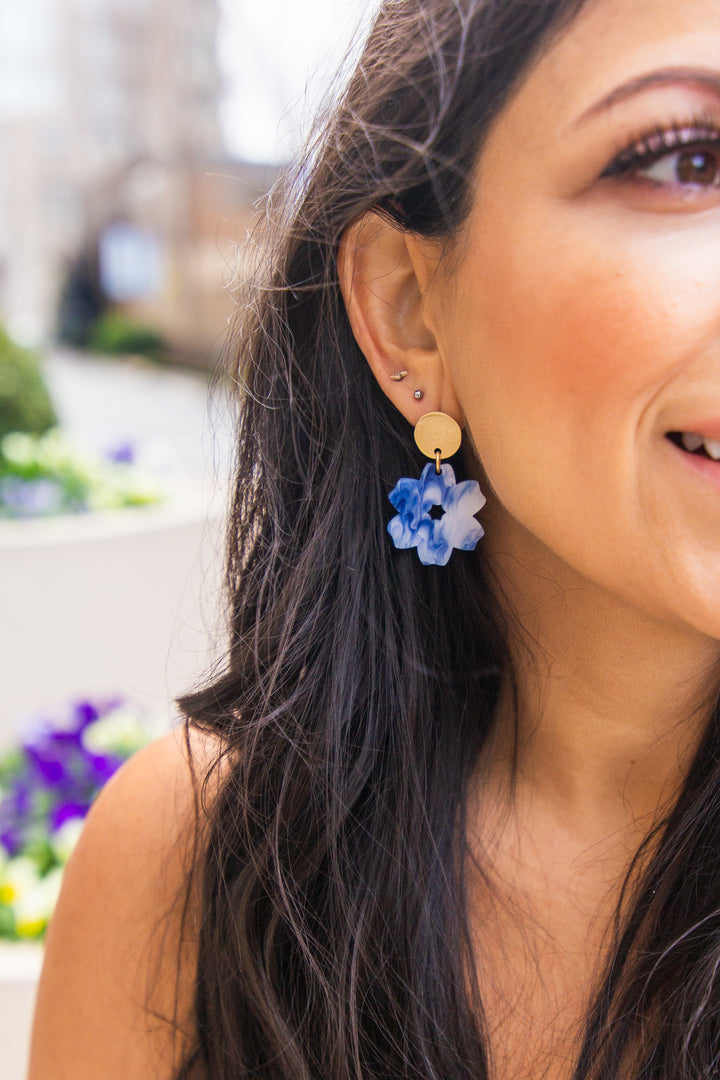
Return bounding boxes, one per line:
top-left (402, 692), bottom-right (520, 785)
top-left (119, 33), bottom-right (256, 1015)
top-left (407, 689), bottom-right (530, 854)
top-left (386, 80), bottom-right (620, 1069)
top-left (676, 150), bottom-right (719, 186)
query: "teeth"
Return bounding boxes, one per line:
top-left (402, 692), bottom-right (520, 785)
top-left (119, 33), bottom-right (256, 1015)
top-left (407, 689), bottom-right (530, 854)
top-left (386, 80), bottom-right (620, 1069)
top-left (679, 432), bottom-right (720, 459)
top-left (681, 432), bottom-right (704, 452)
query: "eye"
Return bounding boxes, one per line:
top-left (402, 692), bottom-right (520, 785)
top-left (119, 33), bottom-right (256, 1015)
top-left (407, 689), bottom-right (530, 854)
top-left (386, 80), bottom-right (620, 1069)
top-left (601, 121), bottom-right (720, 193)
top-left (639, 147), bottom-right (720, 187)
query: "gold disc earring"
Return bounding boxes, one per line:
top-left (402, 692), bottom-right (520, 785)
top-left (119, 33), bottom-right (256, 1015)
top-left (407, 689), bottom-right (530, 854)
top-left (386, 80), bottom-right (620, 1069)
top-left (413, 411), bottom-right (462, 473)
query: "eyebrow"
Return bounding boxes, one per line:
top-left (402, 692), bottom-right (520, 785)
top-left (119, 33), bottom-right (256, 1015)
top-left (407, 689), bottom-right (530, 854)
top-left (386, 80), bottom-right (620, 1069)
top-left (577, 67), bottom-right (720, 125)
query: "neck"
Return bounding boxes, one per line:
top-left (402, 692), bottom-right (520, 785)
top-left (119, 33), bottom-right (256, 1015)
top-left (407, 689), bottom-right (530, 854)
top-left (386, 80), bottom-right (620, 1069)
top-left (481, 518), bottom-right (720, 842)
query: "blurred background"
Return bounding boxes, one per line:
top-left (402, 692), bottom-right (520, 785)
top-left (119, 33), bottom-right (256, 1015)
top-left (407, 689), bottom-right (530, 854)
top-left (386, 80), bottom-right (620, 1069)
top-left (0, 6), bottom-right (379, 1068)
top-left (0, 0), bottom-right (378, 742)
top-left (0, 0), bottom-right (375, 356)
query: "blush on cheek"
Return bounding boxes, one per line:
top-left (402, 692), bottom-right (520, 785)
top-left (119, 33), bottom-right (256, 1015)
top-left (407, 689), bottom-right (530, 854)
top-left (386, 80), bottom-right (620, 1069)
top-left (511, 260), bottom-right (690, 417)
top-left (543, 227), bottom-right (720, 398)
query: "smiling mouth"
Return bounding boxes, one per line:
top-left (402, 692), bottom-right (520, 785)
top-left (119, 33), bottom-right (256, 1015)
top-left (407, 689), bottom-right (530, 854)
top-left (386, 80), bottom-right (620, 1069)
top-left (667, 432), bottom-right (720, 461)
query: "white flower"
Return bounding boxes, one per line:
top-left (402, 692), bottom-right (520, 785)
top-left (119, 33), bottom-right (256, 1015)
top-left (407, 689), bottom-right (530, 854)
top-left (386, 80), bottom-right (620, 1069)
top-left (81, 705), bottom-right (151, 757)
top-left (51, 816), bottom-right (85, 864)
top-left (1, 431), bottom-right (36, 467)
top-left (85, 466), bottom-right (164, 510)
top-left (12, 867), bottom-right (63, 939)
top-left (0, 858), bottom-right (64, 938)
top-left (36, 429), bottom-right (89, 473)
top-left (0, 856), bottom-right (41, 906)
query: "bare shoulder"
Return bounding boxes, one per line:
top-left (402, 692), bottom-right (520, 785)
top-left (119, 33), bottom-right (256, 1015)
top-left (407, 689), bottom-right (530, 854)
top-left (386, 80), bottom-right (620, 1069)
top-left (28, 723), bottom-right (227, 1080)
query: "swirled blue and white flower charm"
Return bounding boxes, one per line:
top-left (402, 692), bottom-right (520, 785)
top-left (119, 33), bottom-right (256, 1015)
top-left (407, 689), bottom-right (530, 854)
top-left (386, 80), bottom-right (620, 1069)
top-left (387, 412), bottom-right (486, 566)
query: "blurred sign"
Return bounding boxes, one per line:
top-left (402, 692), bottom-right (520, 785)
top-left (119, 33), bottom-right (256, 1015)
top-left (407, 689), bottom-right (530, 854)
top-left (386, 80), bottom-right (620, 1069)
top-left (98, 222), bottom-right (165, 302)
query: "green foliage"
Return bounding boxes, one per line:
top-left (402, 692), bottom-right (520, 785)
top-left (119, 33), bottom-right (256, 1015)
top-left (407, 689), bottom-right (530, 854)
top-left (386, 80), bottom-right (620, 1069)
top-left (89, 311), bottom-right (165, 359)
top-left (0, 326), bottom-right (57, 441)
top-left (0, 904), bottom-right (15, 940)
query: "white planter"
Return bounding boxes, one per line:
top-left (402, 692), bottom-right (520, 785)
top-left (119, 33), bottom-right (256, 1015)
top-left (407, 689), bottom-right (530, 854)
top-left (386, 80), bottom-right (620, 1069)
top-left (0, 942), bottom-right (43, 1080)
top-left (0, 491), bottom-right (225, 749)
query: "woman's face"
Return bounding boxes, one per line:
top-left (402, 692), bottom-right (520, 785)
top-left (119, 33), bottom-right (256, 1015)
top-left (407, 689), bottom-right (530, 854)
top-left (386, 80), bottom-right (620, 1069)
top-left (422, 0), bottom-right (720, 641)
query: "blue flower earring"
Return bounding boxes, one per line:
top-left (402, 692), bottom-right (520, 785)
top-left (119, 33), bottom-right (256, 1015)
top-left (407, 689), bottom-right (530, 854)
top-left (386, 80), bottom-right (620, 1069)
top-left (387, 410), bottom-right (486, 566)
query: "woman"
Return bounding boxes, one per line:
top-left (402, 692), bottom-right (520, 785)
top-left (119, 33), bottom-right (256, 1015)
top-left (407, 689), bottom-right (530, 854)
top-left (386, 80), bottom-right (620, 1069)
top-left (28, 0), bottom-right (720, 1077)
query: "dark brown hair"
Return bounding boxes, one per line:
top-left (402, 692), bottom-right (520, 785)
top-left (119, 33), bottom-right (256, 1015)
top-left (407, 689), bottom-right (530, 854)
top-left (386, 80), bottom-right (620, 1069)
top-left (175, 2), bottom-right (720, 1077)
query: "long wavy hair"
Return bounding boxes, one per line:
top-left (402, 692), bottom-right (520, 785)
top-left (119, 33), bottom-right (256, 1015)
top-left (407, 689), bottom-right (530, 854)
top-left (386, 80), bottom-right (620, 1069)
top-left (174, 1), bottom-right (720, 1077)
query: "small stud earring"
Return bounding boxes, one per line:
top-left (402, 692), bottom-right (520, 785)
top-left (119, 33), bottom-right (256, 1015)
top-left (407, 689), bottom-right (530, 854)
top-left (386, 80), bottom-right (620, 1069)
top-left (390, 370), bottom-right (408, 382)
top-left (413, 389), bottom-right (424, 401)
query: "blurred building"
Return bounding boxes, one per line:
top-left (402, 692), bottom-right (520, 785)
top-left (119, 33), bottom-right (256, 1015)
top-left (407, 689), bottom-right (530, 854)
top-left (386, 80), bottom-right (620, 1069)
top-left (100, 159), bottom-right (279, 363)
top-left (0, 0), bottom-right (262, 359)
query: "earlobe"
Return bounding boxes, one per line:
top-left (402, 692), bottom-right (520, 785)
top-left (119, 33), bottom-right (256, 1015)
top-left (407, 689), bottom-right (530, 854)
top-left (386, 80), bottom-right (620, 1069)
top-left (338, 212), bottom-right (460, 426)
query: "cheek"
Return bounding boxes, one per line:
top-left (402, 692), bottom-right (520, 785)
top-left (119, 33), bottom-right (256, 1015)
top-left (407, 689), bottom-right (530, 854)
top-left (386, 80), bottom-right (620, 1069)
top-left (447, 223), bottom-right (720, 497)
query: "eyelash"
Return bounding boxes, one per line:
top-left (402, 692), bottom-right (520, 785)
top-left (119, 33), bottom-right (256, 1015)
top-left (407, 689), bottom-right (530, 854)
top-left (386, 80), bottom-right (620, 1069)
top-left (601, 113), bottom-right (720, 182)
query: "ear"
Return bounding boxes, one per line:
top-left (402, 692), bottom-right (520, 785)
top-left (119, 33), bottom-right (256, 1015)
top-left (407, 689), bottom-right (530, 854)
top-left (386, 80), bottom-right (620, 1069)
top-left (337, 212), bottom-right (462, 427)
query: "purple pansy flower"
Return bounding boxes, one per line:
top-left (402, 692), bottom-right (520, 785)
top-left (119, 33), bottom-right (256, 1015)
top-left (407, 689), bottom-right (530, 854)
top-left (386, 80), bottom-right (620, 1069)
top-left (0, 696), bottom-right (154, 942)
top-left (0, 697), bottom-right (146, 861)
top-left (0, 826), bottom-right (21, 856)
top-left (105, 442), bottom-right (135, 465)
top-left (51, 801), bottom-right (90, 831)
top-left (387, 462), bottom-right (486, 566)
top-left (73, 700), bottom-right (102, 728)
top-left (0, 477), bottom-right (66, 518)
top-left (87, 753), bottom-right (121, 785)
